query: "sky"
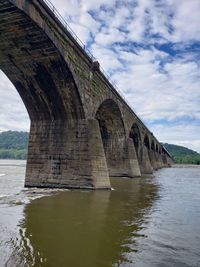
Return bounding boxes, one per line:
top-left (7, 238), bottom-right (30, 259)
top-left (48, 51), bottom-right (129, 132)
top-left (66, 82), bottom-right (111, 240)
top-left (0, 0), bottom-right (200, 152)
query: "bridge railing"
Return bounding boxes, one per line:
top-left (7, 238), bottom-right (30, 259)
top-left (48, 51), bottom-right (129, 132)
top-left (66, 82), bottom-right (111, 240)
top-left (42, 0), bottom-right (156, 139)
top-left (42, 0), bottom-right (95, 61)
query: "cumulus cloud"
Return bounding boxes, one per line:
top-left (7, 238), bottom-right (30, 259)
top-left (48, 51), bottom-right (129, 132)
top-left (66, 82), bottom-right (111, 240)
top-left (0, 0), bottom-right (200, 152)
top-left (0, 71), bottom-right (30, 132)
top-left (111, 50), bottom-right (200, 123)
top-left (153, 122), bottom-right (200, 153)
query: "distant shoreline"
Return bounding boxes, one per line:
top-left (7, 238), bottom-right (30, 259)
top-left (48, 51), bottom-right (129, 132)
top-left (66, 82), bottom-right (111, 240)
top-left (172, 164), bottom-right (200, 168)
top-left (0, 158), bottom-right (26, 161)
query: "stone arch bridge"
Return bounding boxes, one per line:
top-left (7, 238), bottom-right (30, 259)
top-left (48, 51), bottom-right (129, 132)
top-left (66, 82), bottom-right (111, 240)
top-left (0, 0), bottom-right (172, 189)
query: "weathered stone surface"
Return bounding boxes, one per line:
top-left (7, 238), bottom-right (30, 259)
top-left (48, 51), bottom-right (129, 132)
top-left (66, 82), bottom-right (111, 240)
top-left (154, 152), bottom-right (163, 169)
top-left (25, 119), bottom-right (111, 189)
top-left (126, 138), bottom-right (141, 177)
top-left (140, 146), bottom-right (154, 174)
top-left (0, 0), bottom-right (173, 189)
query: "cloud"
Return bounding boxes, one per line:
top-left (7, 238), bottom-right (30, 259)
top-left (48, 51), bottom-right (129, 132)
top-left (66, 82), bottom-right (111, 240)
top-left (110, 49), bottom-right (200, 123)
top-left (0, 71), bottom-right (30, 132)
top-left (152, 122), bottom-right (200, 153)
top-left (168, 0), bottom-right (200, 42)
top-left (91, 44), bottom-right (123, 71)
top-left (0, 0), bottom-right (200, 152)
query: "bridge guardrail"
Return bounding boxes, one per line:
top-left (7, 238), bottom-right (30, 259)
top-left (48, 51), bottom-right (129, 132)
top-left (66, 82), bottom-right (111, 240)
top-left (42, 0), bottom-right (158, 141)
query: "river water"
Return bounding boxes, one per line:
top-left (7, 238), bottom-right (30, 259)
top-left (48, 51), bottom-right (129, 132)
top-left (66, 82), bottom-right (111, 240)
top-left (0, 160), bottom-right (200, 267)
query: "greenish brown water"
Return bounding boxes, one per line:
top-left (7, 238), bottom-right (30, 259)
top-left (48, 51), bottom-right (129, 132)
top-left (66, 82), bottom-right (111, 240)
top-left (0, 160), bottom-right (200, 267)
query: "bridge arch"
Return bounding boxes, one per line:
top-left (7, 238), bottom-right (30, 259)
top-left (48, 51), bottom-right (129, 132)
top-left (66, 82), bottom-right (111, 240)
top-left (162, 148), bottom-right (168, 166)
top-left (156, 144), bottom-right (159, 152)
top-left (150, 139), bottom-right (161, 170)
top-left (129, 123), bottom-right (142, 164)
top-left (144, 134), bottom-right (151, 150)
top-left (151, 140), bottom-right (155, 151)
top-left (0, 1), bottom-right (85, 122)
top-left (139, 133), bottom-right (153, 174)
top-left (95, 99), bottom-right (129, 177)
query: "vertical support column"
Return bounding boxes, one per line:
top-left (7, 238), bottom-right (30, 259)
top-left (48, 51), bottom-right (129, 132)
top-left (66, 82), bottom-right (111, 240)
top-left (154, 152), bottom-right (162, 169)
top-left (162, 154), bottom-right (172, 167)
top-left (25, 119), bottom-right (111, 189)
top-left (87, 119), bottom-right (111, 188)
top-left (148, 149), bottom-right (159, 170)
top-left (167, 156), bottom-right (173, 166)
top-left (125, 138), bottom-right (141, 177)
top-left (140, 146), bottom-right (153, 174)
top-left (104, 137), bottom-right (141, 178)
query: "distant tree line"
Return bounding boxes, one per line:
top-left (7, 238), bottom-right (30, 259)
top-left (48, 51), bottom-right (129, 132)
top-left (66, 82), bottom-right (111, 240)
top-left (163, 143), bottom-right (200, 165)
top-left (0, 148), bottom-right (27, 160)
top-left (0, 131), bottom-right (28, 160)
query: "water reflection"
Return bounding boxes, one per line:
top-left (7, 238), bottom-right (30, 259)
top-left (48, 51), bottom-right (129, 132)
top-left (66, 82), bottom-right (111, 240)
top-left (1, 163), bottom-right (200, 267)
top-left (14, 176), bottom-right (159, 267)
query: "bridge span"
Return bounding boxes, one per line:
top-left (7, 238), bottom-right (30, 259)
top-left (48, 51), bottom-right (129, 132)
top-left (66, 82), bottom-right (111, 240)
top-left (0, 0), bottom-right (173, 189)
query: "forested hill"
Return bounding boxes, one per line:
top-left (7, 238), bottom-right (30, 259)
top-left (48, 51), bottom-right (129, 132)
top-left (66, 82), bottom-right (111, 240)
top-left (0, 131), bottom-right (28, 159)
top-left (163, 143), bottom-right (200, 165)
top-left (0, 131), bottom-right (200, 164)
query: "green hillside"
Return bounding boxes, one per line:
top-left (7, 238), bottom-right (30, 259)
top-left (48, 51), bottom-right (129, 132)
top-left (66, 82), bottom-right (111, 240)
top-left (0, 131), bottom-right (28, 159)
top-left (163, 143), bottom-right (200, 165)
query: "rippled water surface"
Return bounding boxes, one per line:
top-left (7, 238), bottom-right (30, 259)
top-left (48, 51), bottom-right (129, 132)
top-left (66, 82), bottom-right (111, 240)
top-left (0, 160), bottom-right (200, 267)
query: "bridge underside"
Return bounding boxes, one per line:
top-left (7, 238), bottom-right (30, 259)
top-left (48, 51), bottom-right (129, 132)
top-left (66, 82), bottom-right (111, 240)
top-left (0, 0), bottom-right (172, 189)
